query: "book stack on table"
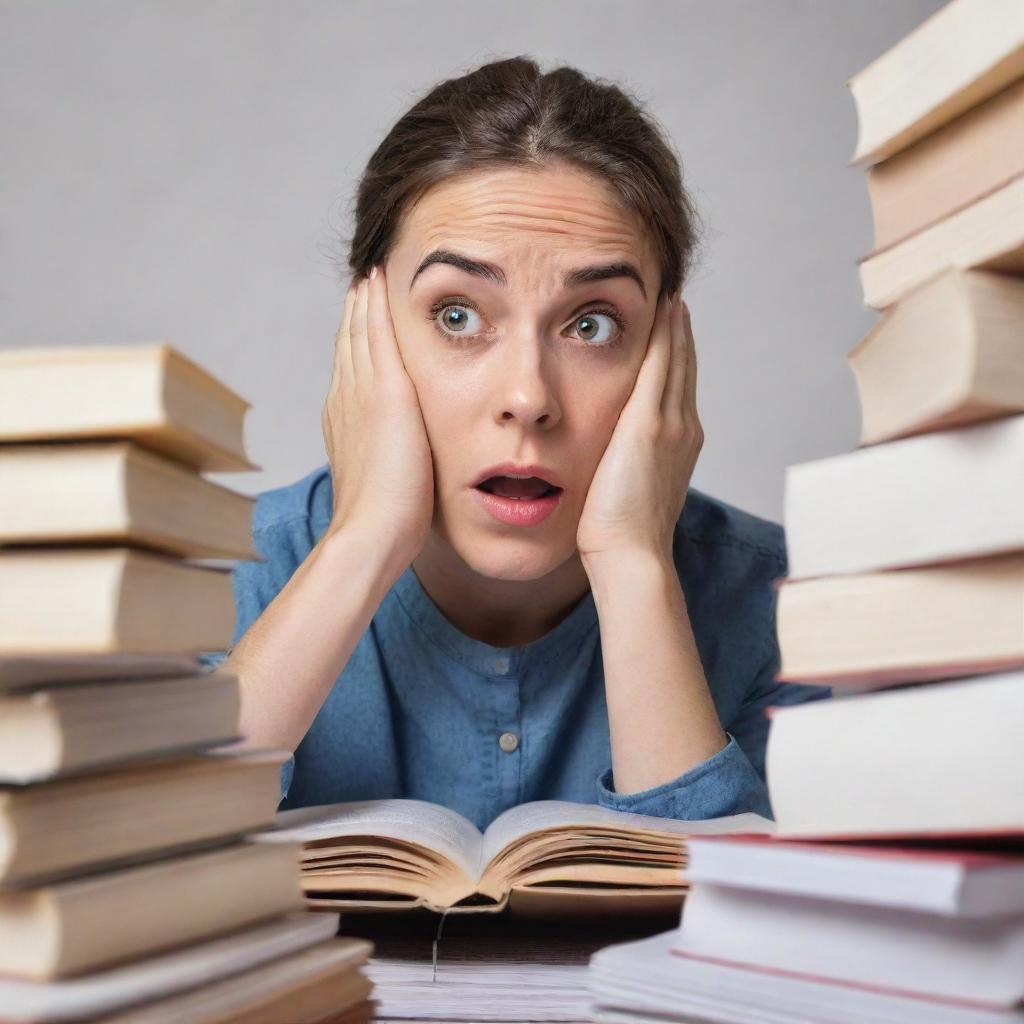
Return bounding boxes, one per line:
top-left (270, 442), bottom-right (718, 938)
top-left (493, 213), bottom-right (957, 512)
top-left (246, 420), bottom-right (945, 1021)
top-left (589, 1), bottom-right (1024, 1021)
top-left (0, 344), bottom-right (374, 1023)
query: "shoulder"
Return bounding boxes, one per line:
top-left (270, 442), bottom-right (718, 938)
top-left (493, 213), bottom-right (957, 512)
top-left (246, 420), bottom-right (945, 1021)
top-left (676, 486), bottom-right (786, 571)
top-left (250, 462), bottom-right (334, 539)
top-left (671, 487), bottom-right (787, 712)
top-left (235, 463), bottom-right (334, 601)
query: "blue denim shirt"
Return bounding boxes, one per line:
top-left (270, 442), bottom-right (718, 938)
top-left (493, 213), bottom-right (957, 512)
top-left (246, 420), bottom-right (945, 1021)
top-left (202, 464), bottom-right (830, 831)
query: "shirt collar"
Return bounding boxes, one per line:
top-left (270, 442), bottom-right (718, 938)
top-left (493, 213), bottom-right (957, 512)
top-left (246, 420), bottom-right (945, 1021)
top-left (388, 561), bottom-right (598, 678)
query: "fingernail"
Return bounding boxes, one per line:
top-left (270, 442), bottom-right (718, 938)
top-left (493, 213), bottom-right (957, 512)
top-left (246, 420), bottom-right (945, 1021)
top-left (370, 265), bottom-right (378, 280)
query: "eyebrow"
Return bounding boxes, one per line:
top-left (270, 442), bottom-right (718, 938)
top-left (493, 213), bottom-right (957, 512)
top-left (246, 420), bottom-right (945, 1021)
top-left (409, 249), bottom-right (648, 300)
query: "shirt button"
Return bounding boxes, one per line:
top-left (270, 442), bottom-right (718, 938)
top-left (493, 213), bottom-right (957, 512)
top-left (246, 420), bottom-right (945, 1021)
top-left (498, 731), bottom-right (519, 753)
top-left (493, 657), bottom-right (510, 674)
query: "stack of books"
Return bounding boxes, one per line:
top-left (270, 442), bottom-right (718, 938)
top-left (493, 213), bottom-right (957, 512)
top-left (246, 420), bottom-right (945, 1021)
top-left (589, 1), bottom-right (1024, 1020)
top-left (0, 344), bottom-right (375, 1022)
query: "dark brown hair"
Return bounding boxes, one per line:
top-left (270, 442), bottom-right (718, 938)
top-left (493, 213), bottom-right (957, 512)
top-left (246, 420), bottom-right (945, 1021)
top-left (343, 56), bottom-right (703, 297)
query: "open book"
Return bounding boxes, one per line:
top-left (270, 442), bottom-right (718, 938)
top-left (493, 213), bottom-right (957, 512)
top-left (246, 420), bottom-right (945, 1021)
top-left (255, 799), bottom-right (772, 916)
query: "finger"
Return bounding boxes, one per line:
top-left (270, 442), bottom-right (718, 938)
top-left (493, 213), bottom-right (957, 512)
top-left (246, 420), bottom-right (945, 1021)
top-left (661, 294), bottom-right (687, 421)
top-left (366, 264), bottom-right (404, 378)
top-left (628, 293), bottom-right (673, 419)
top-left (680, 298), bottom-right (698, 416)
top-left (332, 280), bottom-right (357, 393)
top-left (350, 273), bottom-right (373, 382)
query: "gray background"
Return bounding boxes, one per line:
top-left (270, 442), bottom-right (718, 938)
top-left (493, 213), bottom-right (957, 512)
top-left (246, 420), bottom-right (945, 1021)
top-left (0, 0), bottom-right (945, 524)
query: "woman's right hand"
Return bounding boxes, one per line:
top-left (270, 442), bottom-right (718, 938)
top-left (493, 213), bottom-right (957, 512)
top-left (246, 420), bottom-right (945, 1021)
top-left (321, 266), bottom-right (435, 572)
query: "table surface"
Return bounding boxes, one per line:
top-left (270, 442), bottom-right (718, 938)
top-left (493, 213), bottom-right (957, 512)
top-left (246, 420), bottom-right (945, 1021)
top-left (338, 908), bottom-right (676, 1024)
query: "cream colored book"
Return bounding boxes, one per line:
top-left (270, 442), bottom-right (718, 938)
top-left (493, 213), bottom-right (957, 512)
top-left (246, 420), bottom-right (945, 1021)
top-left (0, 343), bottom-right (256, 472)
top-left (256, 799), bottom-right (772, 916)
top-left (848, 0), bottom-right (1024, 166)
top-left (0, 840), bottom-right (303, 980)
top-left (97, 941), bottom-right (374, 1024)
top-left (784, 415), bottom-right (1024, 579)
top-left (866, 77), bottom-right (1024, 250)
top-left (0, 913), bottom-right (340, 1023)
top-left (0, 749), bottom-right (286, 886)
top-left (0, 653), bottom-right (203, 691)
top-left (775, 553), bottom-right (1024, 687)
top-left (848, 267), bottom-right (1024, 444)
top-left (0, 670), bottom-right (241, 783)
top-left (765, 671), bottom-right (1024, 838)
top-left (0, 441), bottom-right (257, 559)
top-left (0, 547), bottom-right (233, 655)
top-left (858, 173), bottom-right (1024, 310)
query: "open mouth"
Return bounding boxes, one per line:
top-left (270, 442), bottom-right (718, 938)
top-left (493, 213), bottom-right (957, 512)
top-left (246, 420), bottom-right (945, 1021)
top-left (475, 476), bottom-right (562, 500)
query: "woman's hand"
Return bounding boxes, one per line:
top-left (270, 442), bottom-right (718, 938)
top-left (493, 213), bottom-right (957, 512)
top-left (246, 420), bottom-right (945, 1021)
top-left (576, 293), bottom-right (702, 567)
top-left (322, 266), bottom-right (435, 569)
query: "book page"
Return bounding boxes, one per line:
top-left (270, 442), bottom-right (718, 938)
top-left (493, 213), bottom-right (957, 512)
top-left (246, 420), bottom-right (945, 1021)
top-left (263, 799), bottom-right (482, 881)
top-left (479, 801), bottom-right (773, 870)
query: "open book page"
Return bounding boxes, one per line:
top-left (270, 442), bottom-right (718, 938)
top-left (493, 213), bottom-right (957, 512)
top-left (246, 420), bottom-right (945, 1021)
top-left (264, 799), bottom-right (482, 882)
top-left (479, 801), bottom-right (774, 871)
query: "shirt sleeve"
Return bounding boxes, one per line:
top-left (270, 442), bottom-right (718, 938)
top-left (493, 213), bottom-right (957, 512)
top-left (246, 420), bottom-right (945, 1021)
top-left (592, 617), bottom-right (832, 822)
top-left (197, 517), bottom-right (312, 805)
top-left (594, 731), bottom-right (773, 819)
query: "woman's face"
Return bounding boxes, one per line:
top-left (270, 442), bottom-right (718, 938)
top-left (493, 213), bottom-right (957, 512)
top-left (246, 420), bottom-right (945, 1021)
top-left (383, 161), bottom-right (662, 582)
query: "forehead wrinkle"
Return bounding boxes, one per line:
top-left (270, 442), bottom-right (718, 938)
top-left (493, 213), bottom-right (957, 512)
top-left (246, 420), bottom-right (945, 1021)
top-left (408, 176), bottom-right (647, 246)
top-left (416, 214), bottom-right (646, 263)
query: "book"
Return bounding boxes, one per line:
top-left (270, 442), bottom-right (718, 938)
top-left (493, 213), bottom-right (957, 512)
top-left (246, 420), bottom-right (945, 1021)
top-left (866, 77), bottom-right (1024, 250)
top-left (848, 0), bottom-right (1024, 166)
top-left (589, 929), bottom-right (1021, 1024)
top-left (0, 441), bottom-right (258, 559)
top-left (0, 344), bottom-right (257, 472)
top-left (0, 670), bottom-right (241, 783)
top-left (0, 547), bottom-right (233, 655)
top-left (0, 749), bottom-right (286, 886)
top-left (0, 840), bottom-right (303, 980)
top-left (847, 267), bottom-right (1024, 445)
top-left (671, 883), bottom-right (1024, 1008)
top-left (858, 173), bottom-right (1024, 309)
top-left (0, 912), bottom-right (340, 1022)
top-left (685, 835), bottom-right (1024, 917)
top-left (774, 552), bottom-right (1024, 686)
top-left (255, 799), bottom-right (772, 915)
top-left (783, 414), bottom-right (1024, 579)
top-left (96, 940), bottom-right (374, 1024)
top-left (764, 671), bottom-right (1024, 838)
top-left (0, 653), bottom-right (204, 692)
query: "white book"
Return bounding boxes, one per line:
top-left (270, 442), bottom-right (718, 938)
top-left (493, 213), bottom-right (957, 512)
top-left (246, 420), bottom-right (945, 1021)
top-left (685, 835), bottom-right (1024, 918)
top-left (784, 414), bottom-right (1024, 579)
top-left (765, 672), bottom-right (1024, 838)
top-left (589, 929), bottom-right (1024, 1024)
top-left (673, 883), bottom-right (1024, 1007)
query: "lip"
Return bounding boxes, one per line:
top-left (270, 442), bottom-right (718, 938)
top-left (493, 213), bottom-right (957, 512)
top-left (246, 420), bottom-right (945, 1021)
top-left (472, 487), bottom-right (562, 527)
top-left (471, 462), bottom-right (564, 489)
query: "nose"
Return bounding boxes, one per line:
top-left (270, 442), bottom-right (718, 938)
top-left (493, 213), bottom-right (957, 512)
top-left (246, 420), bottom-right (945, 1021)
top-left (493, 334), bottom-right (561, 428)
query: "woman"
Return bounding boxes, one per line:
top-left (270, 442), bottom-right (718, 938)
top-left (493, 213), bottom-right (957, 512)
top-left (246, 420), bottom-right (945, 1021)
top-left (208, 56), bottom-right (830, 832)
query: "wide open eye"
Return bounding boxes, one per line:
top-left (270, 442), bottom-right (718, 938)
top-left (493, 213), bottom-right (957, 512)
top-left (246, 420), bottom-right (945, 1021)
top-left (571, 310), bottom-right (624, 347)
top-left (432, 302), bottom-right (484, 338)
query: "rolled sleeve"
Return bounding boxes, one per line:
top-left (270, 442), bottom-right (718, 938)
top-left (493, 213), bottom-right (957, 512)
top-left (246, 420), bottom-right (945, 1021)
top-left (594, 733), bottom-right (772, 820)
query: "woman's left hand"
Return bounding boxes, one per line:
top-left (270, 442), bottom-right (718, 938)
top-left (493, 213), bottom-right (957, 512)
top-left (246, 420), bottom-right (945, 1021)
top-left (576, 293), bottom-right (703, 566)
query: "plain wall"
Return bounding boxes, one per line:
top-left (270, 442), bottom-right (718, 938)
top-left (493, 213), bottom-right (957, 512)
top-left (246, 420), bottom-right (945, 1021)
top-left (0, 0), bottom-right (946, 523)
